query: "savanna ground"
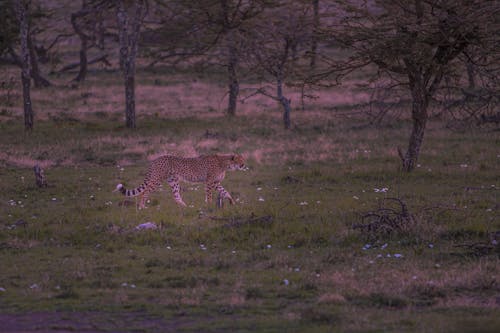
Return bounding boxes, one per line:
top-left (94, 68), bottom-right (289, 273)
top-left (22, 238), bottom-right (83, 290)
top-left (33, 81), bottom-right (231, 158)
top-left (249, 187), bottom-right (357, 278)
top-left (0, 66), bottom-right (499, 332)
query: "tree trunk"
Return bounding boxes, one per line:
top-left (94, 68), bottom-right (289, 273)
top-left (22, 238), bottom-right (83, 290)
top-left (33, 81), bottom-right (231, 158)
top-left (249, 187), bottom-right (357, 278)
top-left (96, 14), bottom-right (105, 50)
top-left (116, 0), bottom-right (143, 129)
top-left (75, 37), bottom-right (88, 82)
top-left (310, 0), bottom-right (319, 70)
top-left (399, 85), bottom-right (429, 172)
top-left (227, 63), bottom-right (239, 116)
top-left (220, 1), bottom-right (239, 117)
top-left (14, 1), bottom-right (34, 131)
top-left (277, 76), bottom-right (291, 130)
top-left (466, 60), bottom-right (475, 89)
top-left (124, 72), bottom-right (136, 128)
top-left (71, 3), bottom-right (90, 82)
top-left (28, 34), bottom-right (51, 88)
top-left (226, 37), bottom-right (239, 116)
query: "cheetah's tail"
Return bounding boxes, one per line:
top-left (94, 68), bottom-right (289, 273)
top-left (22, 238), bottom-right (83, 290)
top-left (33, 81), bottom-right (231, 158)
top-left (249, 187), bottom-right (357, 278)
top-left (114, 183), bottom-right (147, 197)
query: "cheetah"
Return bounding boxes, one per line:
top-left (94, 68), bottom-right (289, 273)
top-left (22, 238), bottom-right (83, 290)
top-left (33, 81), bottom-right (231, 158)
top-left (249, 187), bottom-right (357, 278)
top-left (115, 154), bottom-right (246, 208)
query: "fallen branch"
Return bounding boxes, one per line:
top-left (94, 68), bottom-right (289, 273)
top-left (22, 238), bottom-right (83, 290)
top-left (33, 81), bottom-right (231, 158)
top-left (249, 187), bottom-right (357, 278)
top-left (454, 242), bottom-right (497, 257)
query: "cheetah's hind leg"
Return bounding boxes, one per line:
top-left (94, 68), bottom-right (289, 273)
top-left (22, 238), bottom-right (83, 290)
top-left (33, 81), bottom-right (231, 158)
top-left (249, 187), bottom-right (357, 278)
top-left (138, 193), bottom-right (146, 210)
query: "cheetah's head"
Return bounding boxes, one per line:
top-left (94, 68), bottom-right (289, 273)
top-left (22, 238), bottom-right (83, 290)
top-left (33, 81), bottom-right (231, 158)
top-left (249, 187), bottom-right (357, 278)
top-left (228, 154), bottom-right (246, 171)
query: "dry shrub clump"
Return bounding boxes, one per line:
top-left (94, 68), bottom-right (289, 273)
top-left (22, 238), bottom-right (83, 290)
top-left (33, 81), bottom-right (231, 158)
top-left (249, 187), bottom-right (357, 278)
top-left (353, 197), bottom-right (417, 240)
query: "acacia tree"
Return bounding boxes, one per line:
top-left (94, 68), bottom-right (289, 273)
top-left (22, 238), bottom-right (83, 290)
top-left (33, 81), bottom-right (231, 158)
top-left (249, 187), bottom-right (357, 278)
top-left (328, 0), bottom-right (498, 171)
top-left (143, 0), bottom-right (266, 117)
top-left (246, 1), bottom-right (314, 129)
top-left (1, 0), bottom-right (51, 89)
top-left (217, 0), bottom-right (267, 116)
top-left (115, 0), bottom-right (146, 129)
top-left (70, 1), bottom-right (109, 82)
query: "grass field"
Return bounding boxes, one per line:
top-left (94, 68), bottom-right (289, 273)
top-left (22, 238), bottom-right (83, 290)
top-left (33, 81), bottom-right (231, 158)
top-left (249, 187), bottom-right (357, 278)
top-left (0, 68), bottom-right (499, 332)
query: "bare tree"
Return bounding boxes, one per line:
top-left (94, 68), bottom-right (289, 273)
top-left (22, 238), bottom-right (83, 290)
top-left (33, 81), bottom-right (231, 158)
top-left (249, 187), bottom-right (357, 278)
top-left (13, 0), bottom-right (34, 131)
top-left (440, 45), bottom-right (499, 128)
top-left (327, 0), bottom-right (498, 171)
top-left (2, 0), bottom-right (51, 89)
top-left (246, 2), bottom-right (313, 129)
top-left (115, 0), bottom-right (146, 129)
top-left (71, 1), bottom-right (97, 82)
top-left (217, 0), bottom-right (267, 116)
top-left (142, 0), bottom-right (266, 117)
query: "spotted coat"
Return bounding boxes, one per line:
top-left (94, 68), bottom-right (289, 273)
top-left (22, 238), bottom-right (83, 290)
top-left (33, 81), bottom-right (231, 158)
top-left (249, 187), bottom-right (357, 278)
top-left (115, 154), bottom-right (245, 208)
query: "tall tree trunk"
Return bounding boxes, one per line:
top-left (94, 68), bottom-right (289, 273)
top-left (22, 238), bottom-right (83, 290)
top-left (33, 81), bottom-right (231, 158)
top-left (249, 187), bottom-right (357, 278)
top-left (96, 16), bottom-right (105, 50)
top-left (117, 0), bottom-right (128, 71)
top-left (220, 1), bottom-right (239, 116)
top-left (14, 1), bottom-right (34, 131)
top-left (116, 0), bottom-right (144, 129)
top-left (226, 36), bottom-right (239, 116)
top-left (310, 0), bottom-right (319, 70)
top-left (277, 75), bottom-right (291, 130)
top-left (124, 71), bottom-right (136, 128)
top-left (399, 84), bottom-right (429, 172)
top-left (75, 37), bottom-right (88, 82)
top-left (71, 3), bottom-right (90, 82)
top-left (466, 60), bottom-right (475, 89)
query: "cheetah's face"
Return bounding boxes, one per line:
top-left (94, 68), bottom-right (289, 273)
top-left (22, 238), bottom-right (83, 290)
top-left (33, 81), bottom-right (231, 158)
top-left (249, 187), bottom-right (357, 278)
top-left (228, 154), bottom-right (246, 170)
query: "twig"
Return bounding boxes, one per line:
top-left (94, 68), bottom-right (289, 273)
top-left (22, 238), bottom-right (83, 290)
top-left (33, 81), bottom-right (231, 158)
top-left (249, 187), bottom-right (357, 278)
top-left (353, 197), bottom-right (414, 236)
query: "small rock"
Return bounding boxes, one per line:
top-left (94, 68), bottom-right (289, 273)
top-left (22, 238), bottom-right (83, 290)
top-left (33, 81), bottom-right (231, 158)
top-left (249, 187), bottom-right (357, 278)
top-left (135, 222), bottom-right (157, 230)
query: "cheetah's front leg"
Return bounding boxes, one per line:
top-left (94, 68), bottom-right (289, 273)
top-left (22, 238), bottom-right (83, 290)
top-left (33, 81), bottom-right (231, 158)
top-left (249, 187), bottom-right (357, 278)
top-left (215, 184), bottom-right (234, 205)
top-left (167, 176), bottom-right (187, 207)
top-left (205, 181), bottom-right (215, 204)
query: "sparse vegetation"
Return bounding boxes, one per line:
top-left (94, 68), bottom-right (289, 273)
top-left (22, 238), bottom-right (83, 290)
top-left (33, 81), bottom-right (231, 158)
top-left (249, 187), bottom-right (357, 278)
top-left (0, 66), bottom-right (499, 332)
